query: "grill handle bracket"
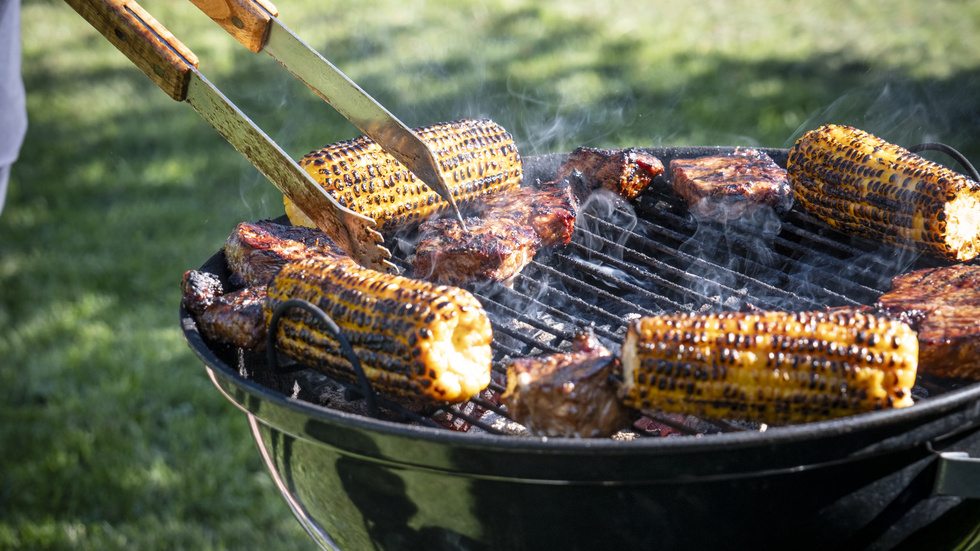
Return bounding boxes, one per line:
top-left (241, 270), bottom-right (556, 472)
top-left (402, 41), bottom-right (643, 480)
top-left (266, 298), bottom-right (378, 416)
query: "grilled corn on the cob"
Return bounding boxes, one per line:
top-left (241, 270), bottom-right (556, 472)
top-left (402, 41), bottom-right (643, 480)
top-left (286, 118), bottom-right (523, 234)
top-left (788, 124), bottom-right (980, 261)
top-left (265, 257), bottom-right (493, 403)
top-left (619, 309), bottom-right (918, 424)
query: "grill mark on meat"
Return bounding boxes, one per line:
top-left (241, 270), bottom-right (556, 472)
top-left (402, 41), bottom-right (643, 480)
top-left (669, 148), bottom-right (791, 222)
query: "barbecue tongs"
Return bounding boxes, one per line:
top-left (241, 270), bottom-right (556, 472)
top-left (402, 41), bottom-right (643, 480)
top-left (66, 0), bottom-right (469, 273)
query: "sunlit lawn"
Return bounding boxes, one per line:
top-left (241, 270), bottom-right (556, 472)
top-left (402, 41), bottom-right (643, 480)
top-left (2, 0), bottom-right (980, 548)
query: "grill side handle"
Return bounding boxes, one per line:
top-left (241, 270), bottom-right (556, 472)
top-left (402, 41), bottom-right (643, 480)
top-left (934, 452), bottom-right (980, 498)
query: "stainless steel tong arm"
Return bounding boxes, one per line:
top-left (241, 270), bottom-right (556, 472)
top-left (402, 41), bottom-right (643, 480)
top-left (188, 0), bottom-right (468, 230)
top-left (64, 0), bottom-right (396, 272)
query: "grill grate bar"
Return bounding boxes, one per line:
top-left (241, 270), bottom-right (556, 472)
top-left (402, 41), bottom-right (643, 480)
top-left (628, 201), bottom-right (895, 307)
top-left (586, 214), bottom-right (831, 310)
top-left (490, 321), bottom-right (565, 356)
top-left (442, 404), bottom-right (506, 434)
top-left (635, 197), bottom-right (896, 302)
top-left (484, 283), bottom-right (624, 344)
top-left (476, 290), bottom-right (577, 345)
top-left (556, 246), bottom-right (693, 311)
top-left (565, 238), bottom-right (725, 310)
top-left (512, 273), bottom-right (633, 330)
top-left (529, 261), bottom-right (661, 318)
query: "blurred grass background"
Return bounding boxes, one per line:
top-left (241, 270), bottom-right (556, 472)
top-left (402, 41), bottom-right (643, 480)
top-left (2, 0), bottom-right (980, 548)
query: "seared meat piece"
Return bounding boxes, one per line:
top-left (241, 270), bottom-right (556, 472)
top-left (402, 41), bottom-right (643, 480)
top-left (195, 284), bottom-right (269, 351)
top-left (669, 148), bottom-right (791, 222)
top-left (876, 263), bottom-right (980, 379)
top-left (413, 215), bottom-right (540, 285)
top-left (413, 149), bottom-right (663, 286)
top-left (501, 328), bottom-right (631, 438)
top-left (225, 220), bottom-right (348, 287)
top-left (476, 178), bottom-right (580, 247)
top-left (413, 179), bottom-right (579, 285)
top-left (180, 269), bottom-right (225, 316)
top-left (557, 147), bottom-right (664, 201)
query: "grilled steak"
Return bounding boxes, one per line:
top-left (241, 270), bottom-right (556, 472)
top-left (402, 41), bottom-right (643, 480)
top-left (501, 328), bottom-right (631, 438)
top-left (876, 263), bottom-right (980, 379)
top-left (413, 178), bottom-right (581, 285)
top-left (669, 148), bottom-right (791, 222)
top-left (557, 147), bottom-right (664, 201)
top-left (413, 149), bottom-right (666, 286)
top-left (413, 215), bottom-right (540, 285)
top-left (180, 269), bottom-right (225, 316)
top-left (194, 284), bottom-right (269, 351)
top-left (225, 220), bottom-right (347, 287)
top-left (475, 178), bottom-right (580, 247)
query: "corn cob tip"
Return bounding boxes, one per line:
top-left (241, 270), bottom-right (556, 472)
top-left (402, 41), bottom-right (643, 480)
top-left (944, 194), bottom-right (980, 261)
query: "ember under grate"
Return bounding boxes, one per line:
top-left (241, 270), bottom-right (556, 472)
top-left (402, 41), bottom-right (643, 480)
top-left (256, 147), bottom-right (951, 437)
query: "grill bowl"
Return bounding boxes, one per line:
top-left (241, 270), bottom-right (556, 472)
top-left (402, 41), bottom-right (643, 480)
top-left (182, 149), bottom-right (980, 550)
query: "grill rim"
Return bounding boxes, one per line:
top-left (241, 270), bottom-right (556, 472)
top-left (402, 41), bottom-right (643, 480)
top-left (182, 146), bottom-right (980, 462)
top-left (186, 302), bottom-right (980, 454)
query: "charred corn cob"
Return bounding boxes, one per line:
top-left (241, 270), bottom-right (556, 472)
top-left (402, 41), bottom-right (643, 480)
top-left (286, 118), bottom-right (523, 234)
top-left (265, 257), bottom-right (493, 403)
top-left (619, 309), bottom-right (918, 424)
top-left (788, 124), bottom-right (980, 261)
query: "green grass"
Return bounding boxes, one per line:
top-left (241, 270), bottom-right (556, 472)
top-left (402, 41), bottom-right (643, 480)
top-left (3, 0), bottom-right (980, 548)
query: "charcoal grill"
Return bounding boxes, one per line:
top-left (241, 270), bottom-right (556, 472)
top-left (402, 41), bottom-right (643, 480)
top-left (182, 147), bottom-right (980, 550)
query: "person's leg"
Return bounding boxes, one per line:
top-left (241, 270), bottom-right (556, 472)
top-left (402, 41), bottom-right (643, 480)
top-left (0, 165), bottom-right (9, 215)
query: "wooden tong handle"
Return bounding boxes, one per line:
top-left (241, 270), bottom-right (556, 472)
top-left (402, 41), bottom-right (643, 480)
top-left (65, 0), bottom-right (199, 101)
top-left (188, 0), bottom-right (280, 53)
